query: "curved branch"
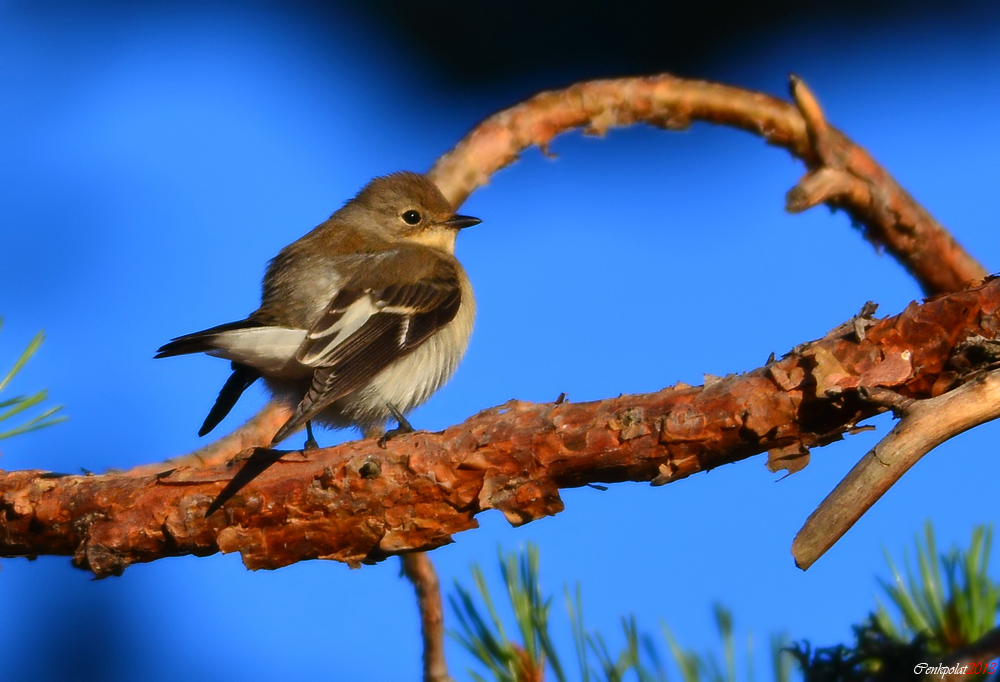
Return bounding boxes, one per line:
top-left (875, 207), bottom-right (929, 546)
top-left (430, 74), bottom-right (986, 296)
top-left (4, 278), bottom-right (999, 577)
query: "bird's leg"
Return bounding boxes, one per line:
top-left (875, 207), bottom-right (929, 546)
top-left (389, 404), bottom-right (415, 433)
top-left (378, 404), bottom-right (415, 448)
top-left (303, 420), bottom-right (320, 451)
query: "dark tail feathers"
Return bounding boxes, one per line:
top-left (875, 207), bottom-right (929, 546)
top-left (199, 363), bottom-right (261, 436)
top-left (155, 319), bottom-right (263, 358)
top-left (156, 319), bottom-right (263, 435)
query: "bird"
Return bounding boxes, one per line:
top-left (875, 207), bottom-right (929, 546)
top-left (155, 171), bottom-right (480, 449)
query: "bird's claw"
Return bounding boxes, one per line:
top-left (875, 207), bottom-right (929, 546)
top-left (303, 421), bottom-right (320, 451)
top-left (378, 405), bottom-right (415, 448)
top-left (377, 424), bottom-right (414, 448)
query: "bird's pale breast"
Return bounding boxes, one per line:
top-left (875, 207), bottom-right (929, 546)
top-left (269, 267), bottom-right (475, 436)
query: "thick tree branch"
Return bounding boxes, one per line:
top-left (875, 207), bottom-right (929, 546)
top-left (3, 277), bottom-right (998, 577)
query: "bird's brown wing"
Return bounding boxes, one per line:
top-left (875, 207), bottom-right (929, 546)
top-left (270, 250), bottom-right (461, 444)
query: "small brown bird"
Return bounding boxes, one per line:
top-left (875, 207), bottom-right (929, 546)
top-left (156, 171), bottom-right (480, 447)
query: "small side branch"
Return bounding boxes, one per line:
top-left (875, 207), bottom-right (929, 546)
top-left (401, 552), bottom-right (452, 682)
top-left (785, 76), bottom-right (875, 220)
top-left (793, 368), bottom-right (1000, 570)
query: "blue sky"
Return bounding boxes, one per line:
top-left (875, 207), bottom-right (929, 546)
top-left (2, 3), bottom-right (999, 680)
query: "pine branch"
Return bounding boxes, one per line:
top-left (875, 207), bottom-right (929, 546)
top-left (2, 277), bottom-right (998, 577)
top-left (1, 74), bottom-right (993, 580)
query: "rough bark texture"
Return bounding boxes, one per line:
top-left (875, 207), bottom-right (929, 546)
top-left (3, 277), bottom-right (997, 578)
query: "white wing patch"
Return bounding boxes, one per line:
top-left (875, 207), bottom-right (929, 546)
top-left (206, 327), bottom-right (307, 374)
top-left (297, 294), bottom-right (380, 366)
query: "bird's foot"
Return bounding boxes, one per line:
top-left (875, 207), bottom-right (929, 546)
top-left (303, 421), bottom-right (320, 451)
top-left (377, 425), bottom-right (413, 448)
top-left (378, 405), bottom-right (415, 448)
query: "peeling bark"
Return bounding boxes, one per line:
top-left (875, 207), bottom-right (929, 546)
top-left (3, 277), bottom-right (998, 578)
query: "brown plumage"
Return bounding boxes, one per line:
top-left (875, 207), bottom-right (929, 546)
top-left (157, 171), bottom-right (479, 446)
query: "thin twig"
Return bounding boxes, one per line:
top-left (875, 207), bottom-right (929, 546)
top-left (401, 552), bottom-right (452, 682)
top-left (793, 368), bottom-right (1000, 570)
top-left (125, 402), bottom-right (293, 476)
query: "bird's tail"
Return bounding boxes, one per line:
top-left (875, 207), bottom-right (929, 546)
top-left (156, 320), bottom-right (267, 437)
top-left (155, 320), bottom-right (265, 358)
top-left (199, 363), bottom-right (261, 436)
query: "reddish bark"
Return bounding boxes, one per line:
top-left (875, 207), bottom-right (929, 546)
top-left (3, 277), bottom-right (997, 578)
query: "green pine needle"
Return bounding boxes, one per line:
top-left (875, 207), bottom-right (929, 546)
top-left (876, 522), bottom-right (997, 657)
top-left (0, 320), bottom-right (66, 442)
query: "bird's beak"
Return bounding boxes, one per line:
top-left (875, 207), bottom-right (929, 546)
top-left (443, 214), bottom-right (481, 230)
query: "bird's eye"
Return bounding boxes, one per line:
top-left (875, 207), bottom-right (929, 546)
top-left (401, 210), bottom-right (421, 225)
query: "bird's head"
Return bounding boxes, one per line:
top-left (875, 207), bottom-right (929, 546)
top-left (354, 171), bottom-right (481, 254)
